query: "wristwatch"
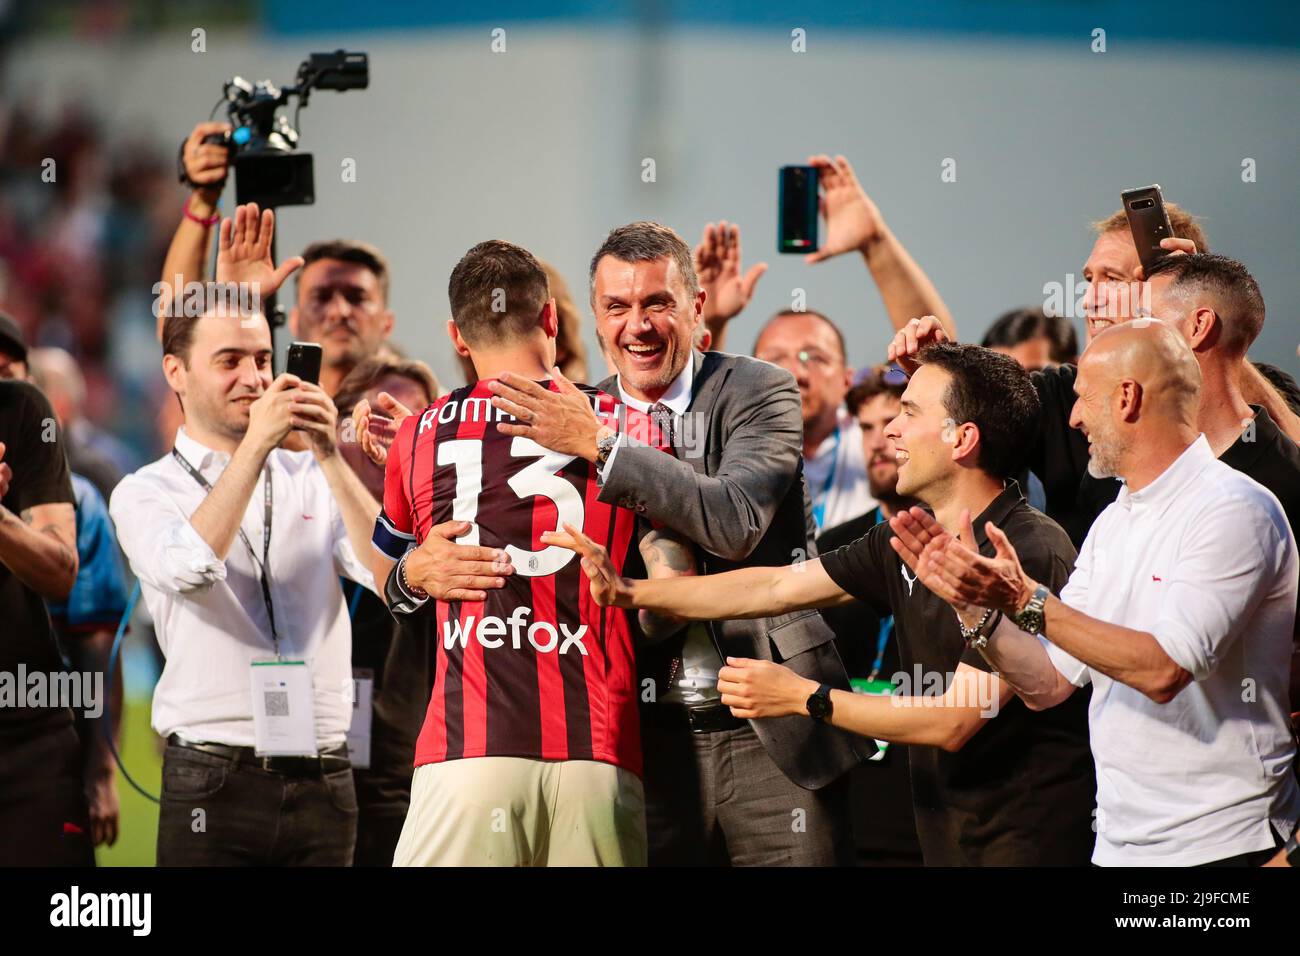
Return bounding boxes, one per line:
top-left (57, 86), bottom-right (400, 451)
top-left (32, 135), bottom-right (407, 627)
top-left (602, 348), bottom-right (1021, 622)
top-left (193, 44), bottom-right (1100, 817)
top-left (806, 683), bottom-right (834, 722)
top-left (1011, 583), bottom-right (1050, 634)
top-left (595, 425), bottom-right (618, 470)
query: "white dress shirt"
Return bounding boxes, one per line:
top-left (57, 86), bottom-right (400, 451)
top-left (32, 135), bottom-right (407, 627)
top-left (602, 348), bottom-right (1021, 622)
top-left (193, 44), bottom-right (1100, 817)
top-left (803, 406), bottom-right (875, 534)
top-left (599, 353), bottom-right (695, 479)
top-left (1046, 436), bottom-right (1300, 866)
top-left (109, 426), bottom-right (376, 748)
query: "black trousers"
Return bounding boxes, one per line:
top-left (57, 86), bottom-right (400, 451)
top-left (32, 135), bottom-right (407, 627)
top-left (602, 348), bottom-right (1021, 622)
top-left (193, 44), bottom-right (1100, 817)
top-left (640, 706), bottom-right (853, 866)
top-left (157, 740), bottom-right (357, 866)
top-left (0, 721), bottom-right (95, 866)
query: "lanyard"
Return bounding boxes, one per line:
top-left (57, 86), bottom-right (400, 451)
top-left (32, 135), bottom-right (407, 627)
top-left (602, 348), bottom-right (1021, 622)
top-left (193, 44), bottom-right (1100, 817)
top-left (810, 425), bottom-right (842, 530)
top-left (171, 448), bottom-right (281, 656)
top-left (868, 505), bottom-right (893, 682)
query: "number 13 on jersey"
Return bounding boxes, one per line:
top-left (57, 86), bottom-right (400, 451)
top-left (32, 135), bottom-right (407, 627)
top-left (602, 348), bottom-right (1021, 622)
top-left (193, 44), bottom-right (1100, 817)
top-left (437, 436), bottom-right (584, 577)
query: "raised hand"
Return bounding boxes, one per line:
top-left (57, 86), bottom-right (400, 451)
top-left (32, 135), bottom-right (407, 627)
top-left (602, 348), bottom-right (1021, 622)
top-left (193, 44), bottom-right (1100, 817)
top-left (1134, 236), bottom-right (1199, 281)
top-left (693, 221), bottom-right (767, 341)
top-left (215, 203), bottom-right (305, 302)
top-left (353, 391), bottom-right (413, 466)
top-left (804, 154), bottom-right (886, 264)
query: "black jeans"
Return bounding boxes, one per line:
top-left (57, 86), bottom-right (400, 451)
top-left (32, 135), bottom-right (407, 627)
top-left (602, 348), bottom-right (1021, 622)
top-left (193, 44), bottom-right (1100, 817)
top-left (157, 740), bottom-right (357, 866)
top-left (639, 706), bottom-right (853, 866)
top-left (0, 720), bottom-right (94, 866)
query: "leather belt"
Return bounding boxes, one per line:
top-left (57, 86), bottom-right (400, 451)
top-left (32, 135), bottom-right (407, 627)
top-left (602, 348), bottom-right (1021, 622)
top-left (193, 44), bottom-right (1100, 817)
top-left (685, 704), bottom-right (747, 735)
top-left (167, 733), bottom-right (350, 776)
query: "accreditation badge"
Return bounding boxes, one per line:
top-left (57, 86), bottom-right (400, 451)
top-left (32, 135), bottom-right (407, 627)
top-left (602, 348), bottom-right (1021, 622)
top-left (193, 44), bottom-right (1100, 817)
top-left (345, 668), bottom-right (374, 769)
top-left (250, 659), bottom-right (317, 756)
top-left (850, 677), bottom-right (896, 760)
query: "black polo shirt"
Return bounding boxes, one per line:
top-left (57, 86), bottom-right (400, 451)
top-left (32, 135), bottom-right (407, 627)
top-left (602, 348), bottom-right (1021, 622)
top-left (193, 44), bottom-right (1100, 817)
top-left (0, 380), bottom-right (76, 738)
top-left (1220, 406), bottom-right (1300, 565)
top-left (819, 482), bottom-right (1096, 866)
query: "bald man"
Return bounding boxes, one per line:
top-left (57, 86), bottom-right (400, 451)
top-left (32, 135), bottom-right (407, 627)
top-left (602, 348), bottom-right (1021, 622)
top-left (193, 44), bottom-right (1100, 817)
top-left (892, 320), bottom-right (1300, 866)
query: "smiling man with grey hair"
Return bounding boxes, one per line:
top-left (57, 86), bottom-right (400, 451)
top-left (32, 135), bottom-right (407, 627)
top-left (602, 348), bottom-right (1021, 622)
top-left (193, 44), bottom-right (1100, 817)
top-left (485, 219), bottom-right (864, 865)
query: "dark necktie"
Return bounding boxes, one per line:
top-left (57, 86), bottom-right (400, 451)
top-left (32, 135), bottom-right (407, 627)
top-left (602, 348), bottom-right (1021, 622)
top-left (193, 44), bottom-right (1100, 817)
top-left (648, 402), bottom-right (676, 451)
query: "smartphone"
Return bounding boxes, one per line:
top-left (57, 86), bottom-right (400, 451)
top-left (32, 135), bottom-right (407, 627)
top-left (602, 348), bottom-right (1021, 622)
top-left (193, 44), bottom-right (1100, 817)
top-left (286, 341), bottom-right (323, 385)
top-left (1121, 184), bottom-right (1174, 274)
top-left (779, 165), bottom-right (820, 254)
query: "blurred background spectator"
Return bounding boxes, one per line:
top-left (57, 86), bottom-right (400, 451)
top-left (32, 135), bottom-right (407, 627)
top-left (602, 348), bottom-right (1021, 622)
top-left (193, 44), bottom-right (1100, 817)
top-left (981, 307), bottom-right (1079, 370)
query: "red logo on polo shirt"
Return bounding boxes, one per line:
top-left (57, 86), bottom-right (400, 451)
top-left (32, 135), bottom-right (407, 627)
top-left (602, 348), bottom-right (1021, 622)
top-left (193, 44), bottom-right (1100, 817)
top-left (1152, 575), bottom-right (1162, 582)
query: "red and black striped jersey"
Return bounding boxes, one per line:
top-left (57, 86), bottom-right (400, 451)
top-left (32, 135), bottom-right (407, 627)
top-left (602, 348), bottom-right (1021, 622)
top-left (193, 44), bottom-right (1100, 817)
top-left (372, 380), bottom-right (653, 776)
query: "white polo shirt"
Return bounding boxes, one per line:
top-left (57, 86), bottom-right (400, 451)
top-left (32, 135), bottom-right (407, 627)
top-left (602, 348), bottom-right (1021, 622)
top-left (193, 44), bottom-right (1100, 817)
top-left (109, 427), bottom-right (376, 749)
top-left (1047, 436), bottom-right (1300, 866)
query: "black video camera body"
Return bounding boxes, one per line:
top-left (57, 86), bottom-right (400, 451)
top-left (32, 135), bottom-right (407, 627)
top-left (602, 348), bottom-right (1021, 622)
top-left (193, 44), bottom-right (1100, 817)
top-left (179, 50), bottom-right (368, 209)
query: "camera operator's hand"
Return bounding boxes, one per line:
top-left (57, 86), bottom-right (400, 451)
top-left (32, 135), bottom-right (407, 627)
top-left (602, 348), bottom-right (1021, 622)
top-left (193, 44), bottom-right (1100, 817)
top-left (805, 154), bottom-right (887, 264)
top-left (216, 203), bottom-right (306, 303)
top-left (183, 121), bottom-right (233, 204)
top-left (288, 382), bottom-right (341, 462)
top-left (693, 221), bottom-right (767, 349)
top-left (886, 315), bottom-right (949, 374)
top-left (245, 374), bottom-right (302, 455)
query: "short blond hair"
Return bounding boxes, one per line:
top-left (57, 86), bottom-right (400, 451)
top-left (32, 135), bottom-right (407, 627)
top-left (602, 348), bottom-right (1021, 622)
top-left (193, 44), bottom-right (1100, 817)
top-left (1092, 200), bottom-right (1209, 253)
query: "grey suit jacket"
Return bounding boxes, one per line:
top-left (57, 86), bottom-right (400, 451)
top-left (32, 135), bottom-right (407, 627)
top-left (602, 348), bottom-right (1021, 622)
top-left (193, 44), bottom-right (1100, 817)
top-left (599, 350), bottom-right (866, 789)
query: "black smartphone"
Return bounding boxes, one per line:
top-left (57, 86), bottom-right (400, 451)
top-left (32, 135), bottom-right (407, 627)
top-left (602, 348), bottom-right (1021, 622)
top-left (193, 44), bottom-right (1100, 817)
top-left (1121, 184), bottom-right (1174, 274)
top-left (778, 165), bottom-right (820, 254)
top-left (286, 341), bottom-right (323, 385)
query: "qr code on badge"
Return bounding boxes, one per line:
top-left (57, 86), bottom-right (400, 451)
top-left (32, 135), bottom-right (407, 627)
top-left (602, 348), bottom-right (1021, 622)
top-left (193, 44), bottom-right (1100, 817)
top-left (264, 690), bottom-right (290, 716)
